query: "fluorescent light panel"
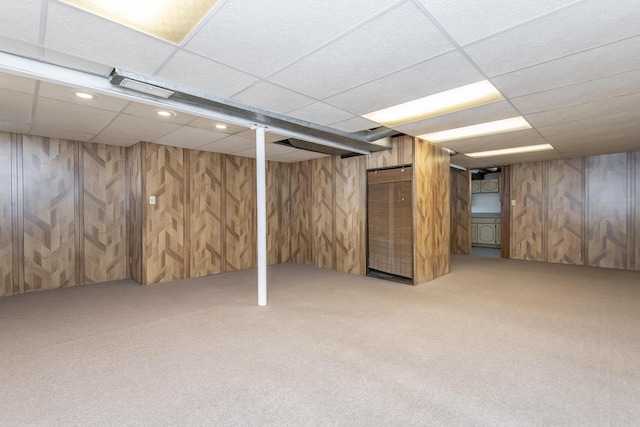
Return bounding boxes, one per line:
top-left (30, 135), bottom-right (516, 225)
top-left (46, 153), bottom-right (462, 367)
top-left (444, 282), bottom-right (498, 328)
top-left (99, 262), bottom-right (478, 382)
top-left (60, 0), bottom-right (219, 44)
top-left (466, 144), bottom-right (554, 158)
top-left (419, 117), bottom-right (531, 143)
top-left (363, 80), bottom-right (504, 127)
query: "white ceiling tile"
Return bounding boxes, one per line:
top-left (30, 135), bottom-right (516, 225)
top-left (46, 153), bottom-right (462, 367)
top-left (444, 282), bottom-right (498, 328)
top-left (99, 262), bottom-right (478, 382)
top-left (465, 0), bottom-right (640, 77)
top-left (234, 142), bottom-right (299, 159)
top-left (0, 89), bottom-right (33, 123)
top-left (38, 81), bottom-right (129, 112)
top-left (98, 114), bottom-right (181, 141)
top-left (0, 120), bottom-right (30, 134)
top-left (43, 49), bottom-right (114, 76)
top-left (186, 0), bottom-right (399, 77)
top-left (451, 149), bottom-right (561, 169)
top-left (232, 81), bottom-right (314, 114)
top-left (155, 50), bottom-right (257, 98)
top-left (187, 117), bottom-right (248, 134)
top-left (33, 97), bottom-right (117, 134)
top-left (0, 0), bottom-right (41, 43)
top-left (268, 150), bottom-right (330, 163)
top-left (329, 116), bottom-right (379, 132)
top-left (198, 134), bottom-right (255, 154)
top-left (438, 128), bottom-right (546, 154)
top-left (0, 71), bottom-right (37, 94)
top-left (269, 2), bottom-right (454, 99)
top-left (552, 133), bottom-right (640, 158)
top-left (525, 92), bottom-right (640, 128)
top-left (418, 0), bottom-right (578, 45)
top-left (154, 125), bottom-right (227, 148)
top-left (536, 109), bottom-right (640, 140)
top-left (395, 100), bottom-right (520, 136)
top-left (235, 129), bottom-right (289, 143)
top-left (286, 102), bottom-right (354, 125)
top-left (91, 135), bottom-right (139, 147)
top-left (122, 102), bottom-right (195, 125)
top-left (510, 67), bottom-right (640, 114)
top-left (45, 2), bottom-right (175, 75)
top-left (325, 51), bottom-right (485, 116)
top-left (29, 126), bottom-right (95, 142)
top-left (492, 36), bottom-right (640, 98)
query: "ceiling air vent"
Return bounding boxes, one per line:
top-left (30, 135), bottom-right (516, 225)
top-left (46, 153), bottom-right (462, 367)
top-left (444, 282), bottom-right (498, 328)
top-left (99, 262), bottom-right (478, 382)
top-left (118, 78), bottom-right (174, 98)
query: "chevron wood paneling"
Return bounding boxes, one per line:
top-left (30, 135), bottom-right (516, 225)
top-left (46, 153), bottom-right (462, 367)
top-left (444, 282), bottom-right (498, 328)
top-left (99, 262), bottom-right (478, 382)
top-left (279, 162), bottom-right (292, 264)
top-left (335, 156), bottom-right (364, 275)
top-left (546, 158), bottom-right (584, 265)
top-left (22, 136), bottom-right (76, 292)
top-left (450, 169), bottom-right (471, 255)
top-left (291, 161), bottom-right (311, 264)
top-left (224, 155), bottom-right (256, 272)
top-left (83, 143), bottom-right (127, 284)
top-left (366, 136), bottom-right (413, 170)
top-left (189, 150), bottom-right (223, 277)
top-left (510, 162), bottom-right (545, 261)
top-left (312, 156), bottom-right (335, 270)
top-left (413, 138), bottom-right (450, 284)
top-left (144, 143), bottom-right (186, 283)
top-left (266, 161), bottom-right (281, 265)
top-left (126, 143), bottom-right (143, 284)
top-left (587, 153), bottom-right (629, 269)
top-left (0, 133), bottom-right (12, 297)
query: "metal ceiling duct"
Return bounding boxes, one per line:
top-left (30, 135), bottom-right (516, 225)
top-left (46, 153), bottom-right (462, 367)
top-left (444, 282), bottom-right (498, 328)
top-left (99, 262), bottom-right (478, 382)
top-left (109, 69), bottom-right (396, 156)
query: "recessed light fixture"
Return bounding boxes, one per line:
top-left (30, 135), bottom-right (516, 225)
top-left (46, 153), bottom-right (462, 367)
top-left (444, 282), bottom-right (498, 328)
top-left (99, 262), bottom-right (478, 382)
top-left (466, 144), bottom-right (554, 158)
top-left (419, 117), bottom-right (532, 143)
top-left (215, 124), bottom-right (228, 130)
top-left (155, 109), bottom-right (176, 118)
top-left (363, 80), bottom-right (504, 127)
top-left (59, 0), bottom-right (220, 44)
top-left (74, 91), bottom-right (97, 100)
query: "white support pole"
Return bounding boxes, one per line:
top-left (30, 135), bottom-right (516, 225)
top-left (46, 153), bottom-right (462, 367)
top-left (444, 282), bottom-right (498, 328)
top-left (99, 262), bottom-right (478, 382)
top-left (256, 126), bottom-right (267, 306)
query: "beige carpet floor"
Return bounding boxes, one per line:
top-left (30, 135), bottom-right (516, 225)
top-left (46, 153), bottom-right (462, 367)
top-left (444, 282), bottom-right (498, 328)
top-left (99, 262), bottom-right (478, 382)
top-left (1, 255), bottom-right (639, 426)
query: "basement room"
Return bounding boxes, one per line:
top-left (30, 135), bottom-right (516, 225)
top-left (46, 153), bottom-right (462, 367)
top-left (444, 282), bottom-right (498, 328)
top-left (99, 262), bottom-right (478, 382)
top-left (1, 0), bottom-right (639, 425)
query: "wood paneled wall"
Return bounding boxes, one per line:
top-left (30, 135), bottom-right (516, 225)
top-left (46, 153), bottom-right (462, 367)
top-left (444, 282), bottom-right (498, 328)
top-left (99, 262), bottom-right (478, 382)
top-left (312, 156), bottom-right (336, 270)
top-left (413, 138), bottom-right (450, 284)
top-left (335, 156), bottom-right (366, 275)
top-left (0, 133), bottom-right (129, 297)
top-left (290, 161), bottom-right (312, 265)
top-left (509, 152), bottom-right (640, 271)
top-left (450, 169), bottom-right (471, 255)
top-left (83, 143), bottom-right (127, 284)
top-left (126, 143), bottom-right (143, 284)
top-left (0, 133), bottom-right (12, 297)
top-left (224, 155), bottom-right (256, 272)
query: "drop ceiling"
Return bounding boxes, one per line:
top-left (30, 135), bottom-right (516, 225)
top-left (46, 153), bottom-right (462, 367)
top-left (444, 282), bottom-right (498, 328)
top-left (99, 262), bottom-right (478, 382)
top-left (1, 0), bottom-right (640, 167)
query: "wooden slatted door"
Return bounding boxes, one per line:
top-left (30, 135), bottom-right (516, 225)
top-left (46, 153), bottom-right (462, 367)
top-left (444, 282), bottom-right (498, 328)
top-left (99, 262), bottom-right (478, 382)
top-left (367, 167), bottom-right (413, 280)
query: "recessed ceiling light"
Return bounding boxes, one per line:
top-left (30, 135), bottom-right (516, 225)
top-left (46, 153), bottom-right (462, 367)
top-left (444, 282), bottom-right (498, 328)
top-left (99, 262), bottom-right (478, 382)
top-left (363, 80), bottom-right (504, 127)
top-left (215, 124), bottom-right (228, 130)
top-left (466, 144), bottom-right (554, 158)
top-left (155, 109), bottom-right (176, 118)
top-left (74, 91), bottom-right (97, 100)
top-left (59, 0), bottom-right (220, 44)
top-left (419, 117), bottom-right (531, 143)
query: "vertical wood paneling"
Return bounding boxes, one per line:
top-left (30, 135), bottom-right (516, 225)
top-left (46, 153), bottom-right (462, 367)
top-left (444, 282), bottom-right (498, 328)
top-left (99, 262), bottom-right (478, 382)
top-left (450, 169), bottom-right (471, 255)
top-left (635, 152), bottom-right (640, 270)
top-left (0, 133), bottom-right (12, 296)
top-left (335, 156), bottom-right (363, 274)
top-left (413, 138), bottom-right (450, 284)
top-left (587, 153), bottom-right (629, 269)
top-left (126, 143), bottom-right (143, 284)
top-left (189, 150), bottom-right (223, 277)
top-left (291, 161), bottom-right (311, 264)
top-left (279, 162), bottom-right (292, 264)
top-left (510, 162), bottom-right (544, 261)
top-left (83, 143), bottom-right (127, 284)
top-left (266, 161), bottom-right (280, 265)
top-left (144, 143), bottom-right (186, 283)
top-left (11, 134), bottom-right (24, 295)
top-left (22, 136), bottom-right (76, 292)
top-left (546, 158), bottom-right (584, 265)
top-left (224, 155), bottom-right (256, 272)
top-left (312, 156), bottom-right (335, 269)
top-left (366, 137), bottom-right (412, 170)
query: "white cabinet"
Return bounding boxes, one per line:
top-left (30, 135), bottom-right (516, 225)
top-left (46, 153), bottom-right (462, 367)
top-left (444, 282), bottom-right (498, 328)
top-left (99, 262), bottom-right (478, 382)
top-left (471, 217), bottom-right (501, 248)
top-left (471, 181), bottom-right (481, 194)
